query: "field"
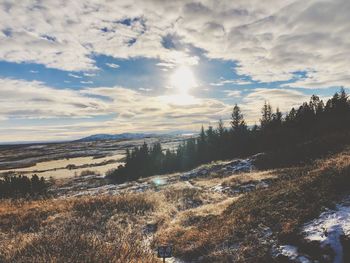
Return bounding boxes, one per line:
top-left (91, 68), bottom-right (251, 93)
top-left (1, 146), bottom-right (350, 262)
top-left (0, 135), bottom-right (187, 179)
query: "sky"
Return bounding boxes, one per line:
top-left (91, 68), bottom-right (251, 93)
top-left (0, 0), bottom-right (349, 142)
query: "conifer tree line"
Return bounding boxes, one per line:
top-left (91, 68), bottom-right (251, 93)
top-left (107, 88), bottom-right (350, 183)
top-left (0, 174), bottom-right (47, 198)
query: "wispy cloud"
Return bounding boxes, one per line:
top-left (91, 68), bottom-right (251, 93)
top-left (0, 78), bottom-right (109, 120)
top-left (0, 78), bottom-right (231, 140)
top-left (241, 88), bottom-right (312, 123)
top-left (210, 78), bottom-right (252, 86)
top-left (156, 62), bottom-right (175, 69)
top-left (83, 72), bottom-right (97, 77)
top-left (0, 77), bottom-right (321, 141)
top-left (223, 90), bottom-right (241, 98)
top-left (80, 80), bottom-right (93, 84)
top-left (139, 88), bottom-right (152, 92)
top-left (105, 63), bottom-right (120, 69)
top-left (68, 73), bottom-right (82, 79)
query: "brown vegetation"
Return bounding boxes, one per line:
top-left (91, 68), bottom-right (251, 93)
top-left (0, 194), bottom-right (160, 263)
top-left (155, 149), bottom-right (350, 262)
top-left (1, 149), bottom-right (350, 262)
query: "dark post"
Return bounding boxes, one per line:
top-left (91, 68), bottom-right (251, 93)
top-left (157, 245), bottom-right (172, 262)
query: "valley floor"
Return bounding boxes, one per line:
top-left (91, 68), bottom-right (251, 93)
top-left (1, 149), bottom-right (350, 262)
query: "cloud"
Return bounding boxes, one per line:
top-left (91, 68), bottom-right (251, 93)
top-left (210, 78), bottom-right (252, 86)
top-left (0, 121), bottom-right (116, 142)
top-left (156, 62), bottom-right (176, 69)
top-left (223, 90), bottom-right (241, 98)
top-left (75, 86), bottom-right (233, 135)
top-left (0, 78), bottom-right (233, 141)
top-left (139, 88), bottom-right (152, 92)
top-left (0, 77), bottom-right (324, 141)
top-left (83, 72), bottom-right (97, 77)
top-left (68, 73), bottom-right (82, 79)
top-left (1, 0), bottom-right (348, 141)
top-left (178, 0), bottom-right (350, 88)
top-left (105, 63), bottom-right (120, 69)
top-left (82, 86), bottom-right (231, 119)
top-left (0, 1), bottom-right (198, 71)
top-left (240, 88), bottom-right (311, 123)
top-left (0, 78), bottom-right (109, 120)
top-left (80, 80), bottom-right (93, 84)
top-left (1, 1), bottom-right (346, 87)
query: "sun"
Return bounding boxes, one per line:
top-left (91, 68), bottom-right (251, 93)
top-left (169, 65), bottom-right (197, 95)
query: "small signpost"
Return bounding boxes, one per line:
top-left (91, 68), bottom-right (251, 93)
top-left (157, 245), bottom-right (172, 263)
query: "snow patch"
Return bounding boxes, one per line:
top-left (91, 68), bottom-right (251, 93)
top-left (302, 199), bottom-right (350, 263)
top-left (211, 180), bottom-right (270, 195)
top-left (275, 198), bottom-right (350, 263)
top-left (180, 158), bottom-right (254, 181)
top-left (278, 245), bottom-right (299, 259)
top-left (274, 245), bottom-right (312, 263)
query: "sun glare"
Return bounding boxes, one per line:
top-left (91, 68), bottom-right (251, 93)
top-left (169, 65), bottom-right (197, 95)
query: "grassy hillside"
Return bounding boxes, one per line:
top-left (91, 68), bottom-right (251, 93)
top-left (156, 149), bottom-right (350, 262)
top-left (1, 149), bottom-right (350, 262)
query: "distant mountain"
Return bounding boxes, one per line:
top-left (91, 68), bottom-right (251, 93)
top-left (76, 133), bottom-right (157, 142)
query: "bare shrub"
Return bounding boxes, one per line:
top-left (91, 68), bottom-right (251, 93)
top-left (80, 170), bottom-right (101, 177)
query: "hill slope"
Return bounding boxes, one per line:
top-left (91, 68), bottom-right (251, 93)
top-left (1, 149), bottom-right (350, 262)
top-left (76, 132), bottom-right (155, 142)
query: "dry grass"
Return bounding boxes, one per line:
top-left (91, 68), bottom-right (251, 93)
top-left (221, 170), bottom-right (277, 186)
top-left (0, 178), bottom-right (235, 263)
top-left (0, 183), bottom-right (225, 263)
top-left (0, 193), bottom-right (161, 263)
top-left (154, 150), bottom-right (350, 262)
top-left (2, 150), bottom-right (350, 262)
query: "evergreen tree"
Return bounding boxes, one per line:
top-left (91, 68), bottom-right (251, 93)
top-left (217, 119), bottom-right (225, 137)
top-left (272, 108), bottom-right (282, 127)
top-left (197, 125), bottom-right (208, 162)
top-left (206, 125), bottom-right (217, 160)
top-left (0, 174), bottom-right (47, 199)
top-left (216, 119), bottom-right (228, 159)
top-left (231, 104), bottom-right (247, 132)
top-left (260, 101), bottom-right (272, 129)
top-left (230, 104), bottom-right (249, 156)
top-left (309, 95), bottom-right (324, 115)
top-left (285, 107), bottom-right (297, 123)
top-left (107, 88), bottom-right (350, 184)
